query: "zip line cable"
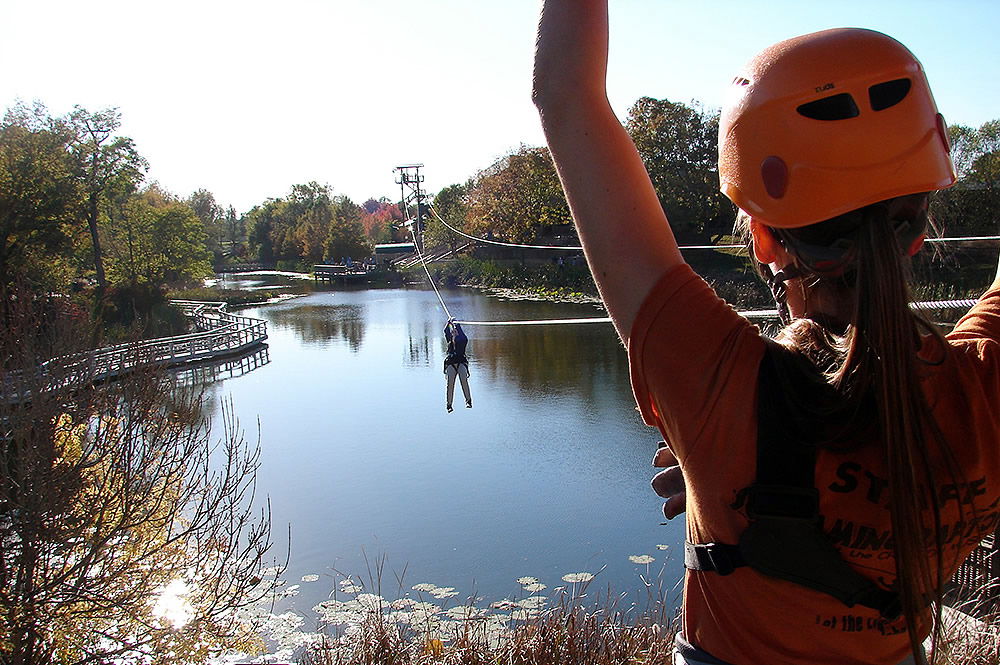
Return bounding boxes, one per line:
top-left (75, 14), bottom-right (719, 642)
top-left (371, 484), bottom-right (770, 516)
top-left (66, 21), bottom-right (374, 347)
top-left (926, 235), bottom-right (1000, 244)
top-left (454, 298), bottom-right (983, 326)
top-left (429, 206), bottom-right (588, 250)
top-left (458, 317), bottom-right (612, 326)
top-left (429, 204), bottom-right (1000, 252)
top-left (402, 208), bottom-right (453, 321)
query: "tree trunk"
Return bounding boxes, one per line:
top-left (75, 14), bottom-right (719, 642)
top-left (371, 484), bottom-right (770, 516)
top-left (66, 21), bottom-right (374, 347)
top-left (87, 192), bottom-right (106, 298)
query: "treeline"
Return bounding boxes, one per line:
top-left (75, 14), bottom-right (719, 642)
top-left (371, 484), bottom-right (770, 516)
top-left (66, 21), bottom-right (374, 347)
top-left (4, 98), bottom-right (998, 302)
top-left (244, 183), bottom-right (404, 269)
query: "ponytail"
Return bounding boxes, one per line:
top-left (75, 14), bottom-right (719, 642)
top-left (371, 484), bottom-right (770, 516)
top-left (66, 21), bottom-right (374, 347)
top-left (852, 208), bottom-right (945, 664)
top-left (744, 195), bottom-right (969, 664)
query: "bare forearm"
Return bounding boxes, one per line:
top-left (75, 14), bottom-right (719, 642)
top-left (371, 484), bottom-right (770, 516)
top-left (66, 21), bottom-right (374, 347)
top-left (542, 109), bottom-right (680, 331)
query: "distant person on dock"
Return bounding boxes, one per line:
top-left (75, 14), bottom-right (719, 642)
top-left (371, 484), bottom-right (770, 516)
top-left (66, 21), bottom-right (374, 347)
top-left (443, 319), bottom-right (472, 412)
top-left (536, 4), bottom-right (1000, 665)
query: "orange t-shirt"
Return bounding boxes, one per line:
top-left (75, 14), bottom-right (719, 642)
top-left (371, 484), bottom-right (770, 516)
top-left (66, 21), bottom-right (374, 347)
top-left (628, 264), bottom-right (1000, 665)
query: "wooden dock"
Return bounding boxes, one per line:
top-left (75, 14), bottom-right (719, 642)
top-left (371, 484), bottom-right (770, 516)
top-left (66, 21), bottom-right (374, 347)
top-left (2, 301), bottom-right (268, 404)
top-left (313, 264), bottom-right (370, 283)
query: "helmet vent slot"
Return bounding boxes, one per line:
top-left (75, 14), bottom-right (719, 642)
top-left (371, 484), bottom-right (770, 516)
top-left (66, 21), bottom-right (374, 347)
top-left (796, 93), bottom-right (860, 121)
top-left (869, 78), bottom-right (911, 111)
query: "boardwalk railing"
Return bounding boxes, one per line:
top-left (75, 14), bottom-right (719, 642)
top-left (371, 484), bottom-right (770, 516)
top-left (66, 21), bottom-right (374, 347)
top-left (2, 301), bottom-right (267, 404)
top-left (313, 264), bottom-right (371, 282)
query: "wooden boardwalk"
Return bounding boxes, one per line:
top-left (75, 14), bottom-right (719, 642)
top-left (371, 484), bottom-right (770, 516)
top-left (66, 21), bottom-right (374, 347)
top-left (2, 301), bottom-right (268, 404)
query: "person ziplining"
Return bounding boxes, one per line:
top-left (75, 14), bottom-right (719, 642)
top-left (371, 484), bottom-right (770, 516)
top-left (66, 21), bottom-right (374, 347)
top-left (443, 318), bottom-right (472, 412)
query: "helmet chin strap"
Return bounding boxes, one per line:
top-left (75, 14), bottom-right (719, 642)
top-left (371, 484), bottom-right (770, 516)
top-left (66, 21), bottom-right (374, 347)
top-left (765, 263), bottom-right (806, 326)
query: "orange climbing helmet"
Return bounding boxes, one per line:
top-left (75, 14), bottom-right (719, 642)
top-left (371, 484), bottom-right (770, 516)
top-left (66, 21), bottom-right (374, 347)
top-left (718, 27), bottom-right (956, 229)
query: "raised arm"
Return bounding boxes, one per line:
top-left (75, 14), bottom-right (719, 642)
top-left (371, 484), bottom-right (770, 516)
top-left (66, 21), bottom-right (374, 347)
top-left (533, 0), bottom-right (684, 343)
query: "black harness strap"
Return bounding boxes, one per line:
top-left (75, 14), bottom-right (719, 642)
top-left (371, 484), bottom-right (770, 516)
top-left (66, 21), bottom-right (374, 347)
top-left (684, 541), bottom-right (744, 576)
top-left (684, 341), bottom-right (902, 620)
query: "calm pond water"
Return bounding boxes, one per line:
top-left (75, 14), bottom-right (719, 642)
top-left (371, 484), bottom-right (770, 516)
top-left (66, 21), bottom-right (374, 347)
top-left (199, 275), bottom-right (686, 617)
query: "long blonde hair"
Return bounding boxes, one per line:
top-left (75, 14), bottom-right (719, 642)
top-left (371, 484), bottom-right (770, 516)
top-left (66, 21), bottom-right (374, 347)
top-left (741, 194), bottom-right (968, 664)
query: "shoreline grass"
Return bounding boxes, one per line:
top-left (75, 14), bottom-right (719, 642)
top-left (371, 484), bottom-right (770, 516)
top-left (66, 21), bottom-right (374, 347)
top-left (229, 557), bottom-right (999, 665)
top-left (242, 564), bottom-right (679, 665)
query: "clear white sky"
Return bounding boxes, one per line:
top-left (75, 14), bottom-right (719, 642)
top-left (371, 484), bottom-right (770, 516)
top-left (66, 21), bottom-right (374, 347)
top-left (2, 0), bottom-right (997, 215)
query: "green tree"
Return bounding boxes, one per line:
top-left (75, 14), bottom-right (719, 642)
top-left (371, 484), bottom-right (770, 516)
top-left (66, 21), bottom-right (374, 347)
top-left (245, 184), bottom-right (371, 266)
top-left (288, 183), bottom-right (335, 264)
top-left (625, 97), bottom-right (733, 242)
top-left (149, 203), bottom-right (213, 283)
top-left (188, 189), bottom-right (225, 260)
top-left (223, 205), bottom-right (246, 258)
top-left (325, 197), bottom-right (371, 261)
top-left (465, 145), bottom-right (570, 243)
top-left (0, 102), bottom-right (80, 291)
top-left (66, 107), bottom-right (148, 298)
top-left (103, 190), bottom-right (212, 286)
top-left (104, 189), bottom-right (155, 285)
top-left (246, 199), bottom-right (279, 265)
top-left (931, 120), bottom-right (1000, 235)
top-left (427, 182), bottom-right (470, 250)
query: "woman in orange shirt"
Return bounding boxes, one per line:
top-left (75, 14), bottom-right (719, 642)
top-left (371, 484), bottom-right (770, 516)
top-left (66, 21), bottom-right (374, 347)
top-left (534, 3), bottom-right (999, 664)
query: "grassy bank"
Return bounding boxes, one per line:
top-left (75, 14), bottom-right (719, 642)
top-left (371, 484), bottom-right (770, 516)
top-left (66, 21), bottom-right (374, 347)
top-left (414, 244), bottom-right (998, 316)
top-left (168, 285), bottom-right (285, 308)
top-left (299, 602), bottom-right (676, 665)
top-left (417, 257), bottom-right (600, 302)
top-left (413, 254), bottom-right (774, 308)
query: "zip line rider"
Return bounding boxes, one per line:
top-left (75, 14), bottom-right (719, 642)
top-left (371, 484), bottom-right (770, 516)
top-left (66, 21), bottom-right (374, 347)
top-left (535, 4), bottom-right (1000, 665)
top-left (444, 319), bottom-right (472, 412)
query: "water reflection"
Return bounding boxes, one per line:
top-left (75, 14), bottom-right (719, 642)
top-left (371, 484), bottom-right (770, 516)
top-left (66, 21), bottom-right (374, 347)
top-left (473, 322), bottom-right (626, 403)
top-left (267, 303), bottom-right (366, 349)
top-left (407, 331), bottom-right (434, 367)
top-left (171, 345), bottom-right (272, 386)
top-left (214, 271), bottom-right (315, 293)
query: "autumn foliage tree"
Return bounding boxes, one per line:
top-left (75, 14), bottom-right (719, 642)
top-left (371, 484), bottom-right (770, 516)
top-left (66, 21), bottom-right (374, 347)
top-left (0, 292), bottom-right (274, 664)
top-left (358, 198), bottom-right (403, 245)
top-left (465, 145), bottom-right (571, 243)
top-left (456, 99), bottom-right (733, 250)
top-left (246, 183), bottom-right (372, 267)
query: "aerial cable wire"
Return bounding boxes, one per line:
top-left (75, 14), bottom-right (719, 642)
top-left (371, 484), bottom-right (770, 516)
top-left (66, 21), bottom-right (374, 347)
top-left (401, 201), bottom-right (453, 321)
top-left (428, 203), bottom-right (1000, 252)
top-left (454, 298), bottom-right (981, 326)
top-left (429, 205), bottom-right (588, 250)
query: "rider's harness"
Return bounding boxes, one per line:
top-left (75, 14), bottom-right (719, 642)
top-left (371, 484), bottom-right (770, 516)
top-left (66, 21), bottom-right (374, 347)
top-left (683, 341), bottom-right (902, 620)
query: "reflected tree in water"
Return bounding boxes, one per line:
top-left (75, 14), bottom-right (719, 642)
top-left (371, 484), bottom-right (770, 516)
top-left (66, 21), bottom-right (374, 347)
top-left (268, 304), bottom-right (366, 350)
top-left (473, 321), bottom-right (630, 405)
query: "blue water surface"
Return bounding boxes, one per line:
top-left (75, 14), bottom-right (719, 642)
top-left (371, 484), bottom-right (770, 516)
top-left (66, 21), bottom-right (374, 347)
top-left (201, 281), bottom-right (686, 616)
